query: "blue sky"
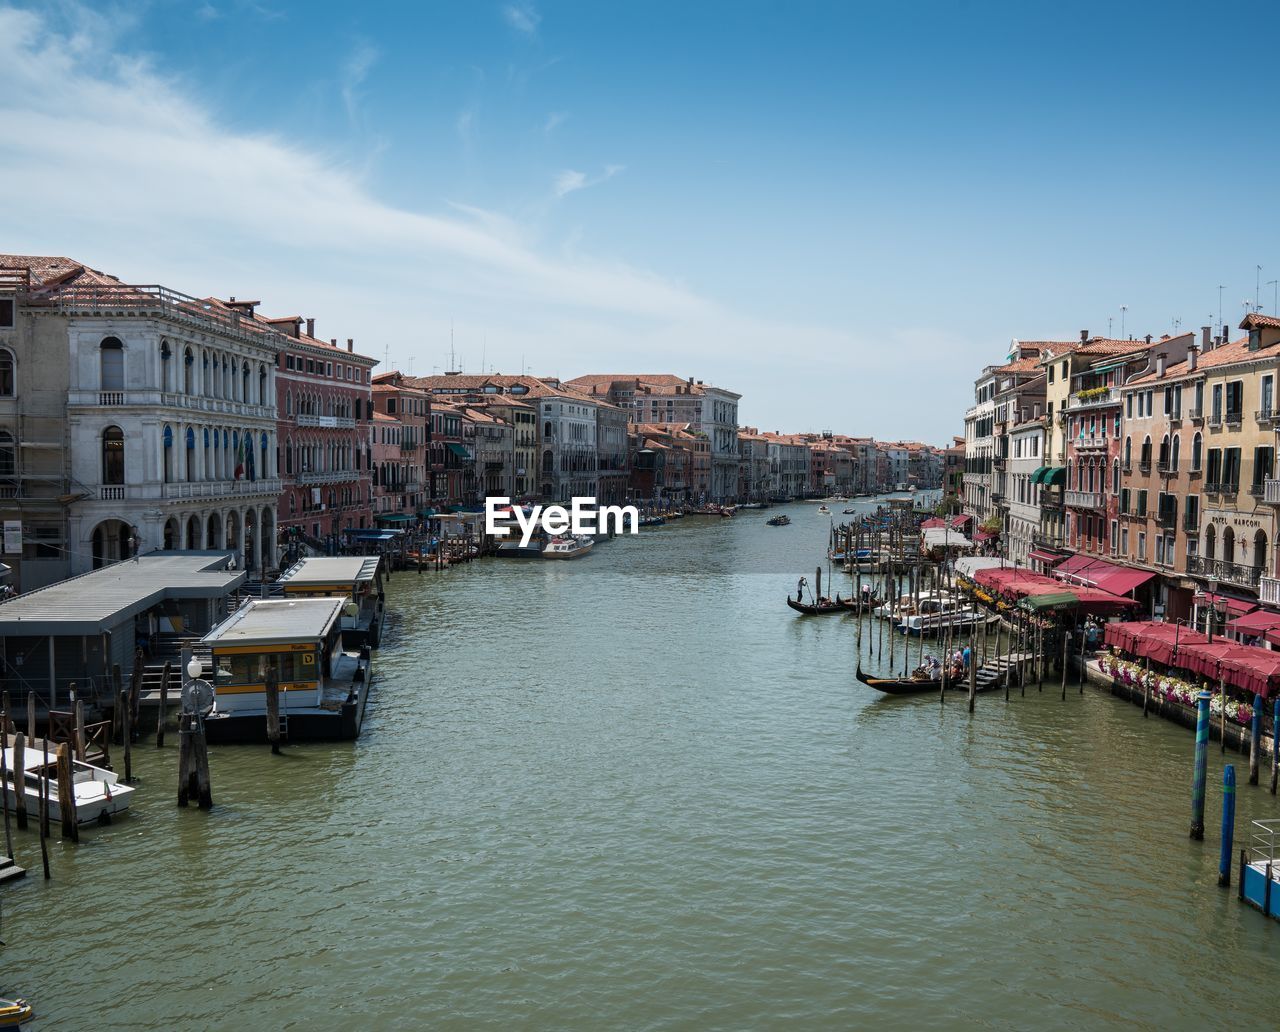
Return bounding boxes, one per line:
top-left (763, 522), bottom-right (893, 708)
top-left (2, 0), bottom-right (1277, 441)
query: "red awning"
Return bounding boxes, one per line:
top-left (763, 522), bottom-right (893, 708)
top-left (1195, 592), bottom-right (1258, 618)
top-left (1027, 549), bottom-right (1065, 566)
top-left (1091, 567), bottom-right (1156, 597)
top-left (920, 517), bottom-right (947, 529)
top-left (1227, 610), bottom-right (1280, 636)
top-left (974, 529), bottom-right (998, 542)
top-left (1054, 553), bottom-right (1100, 577)
top-left (1104, 620), bottom-right (1280, 696)
top-left (1102, 620), bottom-right (1210, 666)
top-left (949, 514), bottom-right (972, 528)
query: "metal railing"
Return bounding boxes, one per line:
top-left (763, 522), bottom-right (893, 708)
top-left (1188, 407), bottom-right (1204, 423)
top-left (1068, 387), bottom-right (1120, 410)
top-left (1186, 554), bottom-right (1263, 588)
top-left (1064, 489), bottom-right (1104, 509)
top-left (1138, 459), bottom-right (1152, 473)
top-left (296, 413), bottom-right (356, 429)
top-left (1183, 512), bottom-right (1200, 533)
top-left (1258, 409), bottom-right (1280, 426)
top-left (1157, 460), bottom-right (1177, 475)
top-left (1226, 409), bottom-right (1244, 426)
top-left (296, 470), bottom-right (353, 486)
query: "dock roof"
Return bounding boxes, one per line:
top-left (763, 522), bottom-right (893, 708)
top-left (278, 556), bottom-right (381, 589)
top-left (0, 553), bottom-right (244, 636)
top-left (203, 598), bottom-right (343, 647)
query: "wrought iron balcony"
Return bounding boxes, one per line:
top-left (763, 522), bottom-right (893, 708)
top-left (1186, 554), bottom-right (1263, 589)
top-left (1067, 387), bottom-right (1120, 410)
top-left (1257, 409), bottom-right (1280, 427)
top-left (1226, 409), bottom-right (1244, 427)
top-left (1155, 509), bottom-right (1177, 528)
top-left (1138, 460), bottom-right (1152, 473)
top-left (1156, 460), bottom-right (1177, 475)
top-left (1032, 531), bottom-right (1066, 550)
top-left (1249, 483), bottom-right (1266, 499)
top-left (1188, 407), bottom-right (1204, 424)
top-left (1182, 512), bottom-right (1200, 533)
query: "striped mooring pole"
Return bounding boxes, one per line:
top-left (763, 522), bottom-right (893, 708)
top-left (1251, 694), bottom-right (1263, 786)
top-left (1219, 765), bottom-right (1237, 887)
top-left (1191, 690), bottom-right (1212, 841)
top-left (1272, 697), bottom-right (1280, 796)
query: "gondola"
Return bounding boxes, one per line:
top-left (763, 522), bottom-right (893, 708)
top-left (855, 661), bottom-right (944, 695)
top-left (787, 595), bottom-right (849, 615)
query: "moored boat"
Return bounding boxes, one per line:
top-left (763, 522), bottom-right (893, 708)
top-left (855, 662), bottom-right (943, 695)
top-left (787, 595), bottom-right (850, 615)
top-left (0, 996), bottom-right (33, 1029)
top-left (1, 743), bottom-right (134, 825)
top-left (767, 515), bottom-right (791, 527)
top-left (543, 535), bottom-right (594, 559)
top-left (277, 555), bottom-right (385, 648)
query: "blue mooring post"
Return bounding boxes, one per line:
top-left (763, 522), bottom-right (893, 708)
top-left (1192, 690), bottom-right (1212, 840)
top-left (1272, 697), bottom-right (1280, 795)
top-left (1251, 694), bottom-right (1263, 785)
top-left (1219, 765), bottom-right (1237, 887)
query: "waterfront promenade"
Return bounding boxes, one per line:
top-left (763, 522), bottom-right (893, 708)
top-left (2, 503), bottom-right (1279, 1027)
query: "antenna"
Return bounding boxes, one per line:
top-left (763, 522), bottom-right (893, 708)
top-left (1120, 305), bottom-right (1127, 339)
top-left (1258, 265), bottom-right (1263, 312)
top-left (383, 342), bottom-right (389, 370)
top-left (1218, 285), bottom-right (1225, 327)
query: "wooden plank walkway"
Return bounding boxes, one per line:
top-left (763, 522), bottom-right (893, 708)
top-left (0, 856), bottom-right (26, 883)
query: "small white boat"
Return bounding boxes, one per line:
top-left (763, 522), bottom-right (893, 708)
top-left (543, 535), bottom-right (594, 559)
top-left (873, 590), bottom-right (954, 620)
top-left (1, 745), bottom-right (134, 826)
top-left (899, 603), bottom-right (988, 636)
top-left (817, 505), bottom-right (831, 515)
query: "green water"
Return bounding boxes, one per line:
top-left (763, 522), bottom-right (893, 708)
top-left (3, 501), bottom-right (1279, 1029)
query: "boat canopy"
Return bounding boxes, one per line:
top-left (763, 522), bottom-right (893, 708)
top-left (278, 556), bottom-right (381, 592)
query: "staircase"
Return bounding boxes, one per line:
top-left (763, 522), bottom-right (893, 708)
top-left (137, 636), bottom-right (213, 705)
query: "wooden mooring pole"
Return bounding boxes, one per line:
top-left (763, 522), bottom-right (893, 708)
top-left (120, 689), bottom-right (132, 782)
top-left (55, 742), bottom-right (78, 843)
top-left (38, 740), bottom-right (50, 879)
top-left (1272, 697), bottom-right (1279, 796)
top-left (266, 670), bottom-right (282, 755)
top-left (1250, 694), bottom-right (1263, 786)
top-left (156, 663), bottom-right (169, 748)
top-left (0, 731), bottom-right (12, 863)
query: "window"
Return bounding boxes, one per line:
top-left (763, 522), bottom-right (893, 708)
top-left (0, 430), bottom-right (14, 478)
top-left (1264, 376), bottom-right (1275, 417)
top-left (1126, 393), bottom-right (1133, 419)
top-left (1254, 446), bottom-right (1275, 489)
top-left (1206, 448), bottom-right (1222, 484)
top-left (0, 347), bottom-right (14, 397)
top-left (1192, 432), bottom-right (1202, 471)
top-left (1226, 381), bottom-right (1243, 420)
top-left (1137, 489), bottom-right (1147, 516)
top-left (99, 337), bottom-right (124, 391)
top-left (1048, 366), bottom-right (1055, 384)
top-left (101, 426), bottom-right (124, 484)
top-left (1137, 532), bottom-right (1146, 561)
top-left (0, 299), bottom-right (13, 328)
top-left (1171, 434), bottom-right (1180, 470)
top-left (1223, 447), bottom-right (1241, 489)
top-left (1173, 385), bottom-right (1182, 418)
top-left (1212, 384), bottom-right (1223, 423)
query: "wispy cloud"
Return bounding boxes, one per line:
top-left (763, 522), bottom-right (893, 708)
top-left (542, 110), bottom-right (567, 135)
top-left (554, 164), bottom-right (623, 198)
top-left (340, 39), bottom-right (379, 126)
top-left (502, 2), bottom-right (540, 37)
top-left (195, 2), bottom-right (219, 20)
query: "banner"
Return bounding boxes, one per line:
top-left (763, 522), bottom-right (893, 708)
top-left (3, 520), bottom-right (20, 555)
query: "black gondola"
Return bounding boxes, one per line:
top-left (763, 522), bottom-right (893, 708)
top-left (855, 661), bottom-right (945, 695)
top-left (787, 595), bottom-right (849, 615)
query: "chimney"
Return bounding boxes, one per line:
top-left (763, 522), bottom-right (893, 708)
top-left (1145, 334), bottom-right (1152, 345)
top-left (1202, 325), bottom-right (1211, 349)
top-left (347, 338), bottom-right (354, 353)
top-left (306, 318), bottom-right (315, 338)
top-left (687, 376), bottom-right (693, 385)
top-left (331, 338), bottom-right (338, 347)
top-left (1156, 353), bottom-right (1166, 378)
top-left (1187, 346), bottom-right (1198, 371)
top-left (1223, 323), bottom-right (1230, 342)
top-left (1080, 329), bottom-right (1089, 342)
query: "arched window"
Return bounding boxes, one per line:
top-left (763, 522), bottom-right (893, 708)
top-left (184, 347), bottom-right (194, 394)
top-left (1158, 434), bottom-right (1169, 466)
top-left (259, 365), bottom-right (267, 406)
top-left (1141, 436), bottom-right (1152, 465)
top-left (1255, 530), bottom-right (1268, 572)
top-left (1124, 436), bottom-right (1132, 467)
top-left (261, 432), bottom-right (269, 478)
top-left (1171, 434), bottom-right (1180, 470)
top-left (544, 421), bottom-right (553, 439)
top-left (1112, 458), bottom-right (1120, 494)
top-left (160, 341), bottom-right (172, 391)
top-left (1223, 526), bottom-right (1236, 562)
top-left (542, 450), bottom-right (554, 473)
top-left (162, 424), bottom-right (174, 483)
top-left (1205, 524), bottom-right (1216, 560)
top-left (285, 391), bottom-right (293, 416)
top-left (102, 426), bottom-right (124, 485)
top-left (0, 430), bottom-right (15, 478)
top-left (99, 337), bottom-right (124, 391)
top-left (285, 437), bottom-right (294, 475)
top-left (1192, 432), bottom-right (1202, 471)
top-left (242, 364), bottom-right (250, 402)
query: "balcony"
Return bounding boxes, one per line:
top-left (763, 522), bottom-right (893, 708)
top-left (1204, 481), bottom-right (1239, 497)
top-left (161, 477), bottom-right (282, 499)
top-left (1156, 461), bottom-right (1178, 476)
top-left (1032, 531), bottom-right (1066, 550)
top-left (296, 470), bottom-right (354, 486)
top-left (68, 389), bottom-right (275, 421)
top-left (1064, 489), bottom-right (1104, 510)
top-left (403, 481), bottom-right (421, 493)
top-left (1037, 489), bottom-right (1063, 509)
top-left (1226, 409), bottom-right (1243, 427)
top-left (1055, 410), bottom-right (1067, 426)
top-left (1249, 483), bottom-right (1266, 499)
top-left (1262, 576), bottom-right (1280, 607)
top-left (1068, 387), bottom-right (1120, 410)
top-left (992, 456), bottom-right (1006, 470)
top-left (1188, 407), bottom-right (1204, 424)
top-left (1138, 460), bottom-right (1152, 474)
top-left (1074, 435), bottom-right (1108, 452)
top-left (1155, 509), bottom-right (1177, 529)
top-left (1187, 554), bottom-right (1263, 589)
top-left (296, 413), bottom-right (356, 429)
top-left (1183, 512), bottom-right (1200, 533)
top-left (1258, 409), bottom-right (1280, 427)
top-left (1265, 479), bottom-right (1280, 505)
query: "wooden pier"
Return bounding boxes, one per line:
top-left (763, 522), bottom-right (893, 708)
top-left (0, 854), bottom-right (25, 883)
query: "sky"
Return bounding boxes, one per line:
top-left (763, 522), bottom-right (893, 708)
top-left (2, 0), bottom-right (1278, 443)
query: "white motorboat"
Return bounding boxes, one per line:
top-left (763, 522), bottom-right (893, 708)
top-left (543, 535), bottom-right (594, 559)
top-left (899, 602), bottom-right (989, 636)
top-left (873, 590), bottom-right (954, 620)
top-left (1, 744), bottom-right (134, 825)
top-left (817, 505), bottom-right (831, 515)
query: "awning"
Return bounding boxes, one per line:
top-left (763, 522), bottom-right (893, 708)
top-left (1028, 549), bottom-right (1064, 566)
top-left (949, 514), bottom-right (973, 528)
top-left (376, 513), bottom-right (415, 523)
top-left (1195, 592), bottom-right (1258, 618)
top-left (974, 529), bottom-right (999, 542)
top-left (446, 443), bottom-right (472, 459)
top-left (1019, 591), bottom-right (1080, 612)
top-left (1031, 467), bottom-right (1049, 484)
top-left (1228, 610), bottom-right (1280, 636)
top-left (1054, 554), bottom-right (1155, 596)
top-left (1044, 467), bottom-right (1067, 486)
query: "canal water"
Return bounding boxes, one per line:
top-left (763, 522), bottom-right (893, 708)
top-left (5, 500), bottom-right (1280, 1029)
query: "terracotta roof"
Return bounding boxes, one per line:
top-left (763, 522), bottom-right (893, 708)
top-left (1125, 337), bottom-right (1253, 386)
top-left (0, 254), bottom-right (124, 290)
top-left (1241, 313), bottom-right (1280, 330)
top-left (405, 373), bottom-right (622, 408)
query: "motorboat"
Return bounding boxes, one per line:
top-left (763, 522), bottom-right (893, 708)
top-left (1, 744), bottom-right (134, 825)
top-left (899, 602), bottom-right (991, 636)
top-left (543, 535), bottom-right (594, 559)
top-left (817, 505), bottom-right (831, 515)
top-left (767, 515), bottom-right (791, 527)
top-left (0, 996), bottom-right (32, 1029)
